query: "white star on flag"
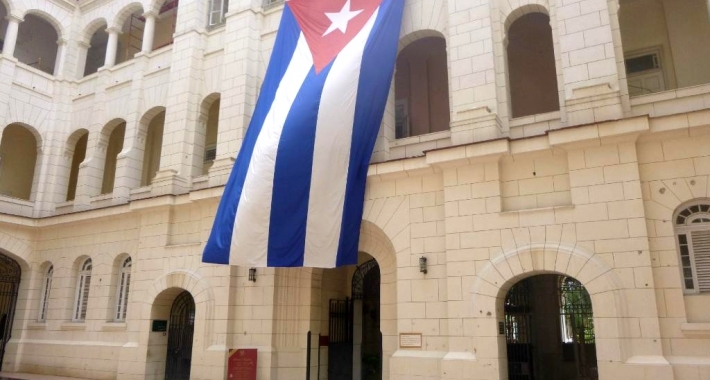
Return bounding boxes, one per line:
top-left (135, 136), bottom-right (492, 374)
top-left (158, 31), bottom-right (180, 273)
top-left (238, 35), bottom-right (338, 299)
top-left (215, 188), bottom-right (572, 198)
top-left (323, 0), bottom-right (364, 37)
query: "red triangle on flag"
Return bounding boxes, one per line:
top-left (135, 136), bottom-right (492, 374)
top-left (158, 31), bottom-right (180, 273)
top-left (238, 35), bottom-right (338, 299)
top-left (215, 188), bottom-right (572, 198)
top-left (287, 0), bottom-right (383, 73)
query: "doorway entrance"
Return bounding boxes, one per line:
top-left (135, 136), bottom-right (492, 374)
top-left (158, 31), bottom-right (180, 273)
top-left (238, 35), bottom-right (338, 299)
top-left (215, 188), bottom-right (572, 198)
top-left (0, 253), bottom-right (20, 371)
top-left (327, 258), bottom-right (382, 380)
top-left (504, 274), bottom-right (597, 380)
top-left (165, 291), bottom-right (195, 380)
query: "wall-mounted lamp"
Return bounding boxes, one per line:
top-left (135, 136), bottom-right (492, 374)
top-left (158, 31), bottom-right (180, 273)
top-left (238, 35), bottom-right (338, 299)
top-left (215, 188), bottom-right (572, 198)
top-left (419, 256), bottom-right (428, 274)
top-left (248, 268), bottom-right (257, 282)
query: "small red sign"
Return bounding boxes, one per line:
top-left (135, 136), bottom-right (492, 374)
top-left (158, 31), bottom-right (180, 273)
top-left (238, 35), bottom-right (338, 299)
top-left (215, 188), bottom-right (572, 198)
top-left (228, 349), bottom-right (257, 380)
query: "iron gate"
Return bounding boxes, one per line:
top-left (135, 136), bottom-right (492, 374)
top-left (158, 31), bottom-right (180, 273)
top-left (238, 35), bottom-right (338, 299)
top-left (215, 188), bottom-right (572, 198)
top-left (355, 259), bottom-right (381, 380)
top-left (504, 278), bottom-right (533, 380)
top-left (559, 277), bottom-right (597, 380)
top-left (328, 298), bottom-right (353, 380)
top-left (165, 291), bottom-right (195, 380)
top-left (0, 254), bottom-right (20, 372)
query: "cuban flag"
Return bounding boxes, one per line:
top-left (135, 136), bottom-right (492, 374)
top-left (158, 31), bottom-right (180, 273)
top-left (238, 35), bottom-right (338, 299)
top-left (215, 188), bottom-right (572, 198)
top-left (203, 0), bottom-right (404, 268)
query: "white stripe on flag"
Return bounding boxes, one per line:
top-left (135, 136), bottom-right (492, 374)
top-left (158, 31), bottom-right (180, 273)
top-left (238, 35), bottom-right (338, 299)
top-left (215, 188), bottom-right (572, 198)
top-left (230, 35), bottom-right (314, 267)
top-left (303, 9), bottom-right (380, 268)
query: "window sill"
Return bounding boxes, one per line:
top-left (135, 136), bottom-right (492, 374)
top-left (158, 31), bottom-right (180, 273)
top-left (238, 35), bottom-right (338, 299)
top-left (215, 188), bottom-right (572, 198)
top-left (509, 110), bottom-right (561, 127)
top-left (680, 323), bottom-right (710, 337)
top-left (100, 322), bottom-right (127, 332)
top-left (60, 322), bottom-right (87, 331)
top-left (27, 322), bottom-right (46, 330)
top-left (392, 130), bottom-right (451, 147)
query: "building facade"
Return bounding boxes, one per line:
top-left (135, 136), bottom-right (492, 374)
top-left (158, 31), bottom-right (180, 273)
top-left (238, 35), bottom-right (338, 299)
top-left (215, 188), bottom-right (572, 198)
top-left (0, 0), bottom-right (709, 379)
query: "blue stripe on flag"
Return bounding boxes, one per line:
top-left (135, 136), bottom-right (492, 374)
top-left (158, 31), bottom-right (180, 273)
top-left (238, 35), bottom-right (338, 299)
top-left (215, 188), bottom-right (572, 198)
top-left (335, 0), bottom-right (406, 267)
top-left (268, 64), bottom-right (333, 267)
top-left (202, 7), bottom-right (302, 264)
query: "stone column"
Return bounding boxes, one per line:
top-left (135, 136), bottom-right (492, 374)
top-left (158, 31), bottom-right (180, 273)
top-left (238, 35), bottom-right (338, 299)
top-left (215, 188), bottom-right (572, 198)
top-left (104, 27), bottom-right (120, 67)
top-left (53, 38), bottom-right (67, 77)
top-left (2, 15), bottom-right (22, 57)
top-left (75, 41), bottom-right (90, 78)
top-left (141, 11), bottom-right (157, 54)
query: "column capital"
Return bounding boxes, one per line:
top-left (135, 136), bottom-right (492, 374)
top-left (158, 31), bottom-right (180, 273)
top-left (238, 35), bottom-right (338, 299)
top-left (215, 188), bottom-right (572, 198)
top-left (6, 14), bottom-right (23, 23)
top-left (143, 10), bottom-right (159, 19)
top-left (106, 26), bottom-right (122, 35)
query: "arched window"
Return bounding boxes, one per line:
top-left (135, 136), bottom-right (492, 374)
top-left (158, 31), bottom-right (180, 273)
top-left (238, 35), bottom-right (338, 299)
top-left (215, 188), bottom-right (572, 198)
top-left (115, 257), bottom-right (132, 321)
top-left (117, 9), bottom-right (144, 64)
top-left (507, 12), bottom-right (560, 118)
top-left (84, 24), bottom-right (108, 76)
top-left (141, 110), bottom-right (165, 186)
top-left (675, 202), bottom-right (710, 293)
top-left (198, 95), bottom-right (220, 175)
top-left (73, 258), bottom-right (92, 321)
top-left (15, 14), bottom-right (60, 75)
top-left (0, 124), bottom-right (39, 201)
top-left (394, 36), bottom-right (450, 138)
top-left (101, 121), bottom-right (126, 194)
top-left (38, 265), bottom-right (53, 322)
top-left (154, 0), bottom-right (179, 49)
top-left (66, 131), bottom-right (88, 201)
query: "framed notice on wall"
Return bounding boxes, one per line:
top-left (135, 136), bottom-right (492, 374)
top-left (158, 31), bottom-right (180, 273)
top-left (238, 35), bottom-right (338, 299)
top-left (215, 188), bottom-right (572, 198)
top-left (399, 333), bottom-right (422, 348)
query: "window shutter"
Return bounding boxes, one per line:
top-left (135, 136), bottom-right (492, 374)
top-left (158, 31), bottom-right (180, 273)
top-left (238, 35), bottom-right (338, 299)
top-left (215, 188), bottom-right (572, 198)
top-left (123, 272), bottom-right (131, 320)
top-left (692, 229), bottom-right (710, 292)
top-left (40, 274), bottom-right (52, 321)
top-left (75, 274), bottom-right (91, 321)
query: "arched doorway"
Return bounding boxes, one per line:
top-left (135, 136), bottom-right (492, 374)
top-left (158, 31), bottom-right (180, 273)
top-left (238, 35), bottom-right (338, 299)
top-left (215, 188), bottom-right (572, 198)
top-left (165, 290), bottom-right (195, 380)
top-left (504, 274), bottom-right (597, 380)
top-left (0, 253), bottom-right (20, 371)
top-left (326, 257), bottom-right (382, 380)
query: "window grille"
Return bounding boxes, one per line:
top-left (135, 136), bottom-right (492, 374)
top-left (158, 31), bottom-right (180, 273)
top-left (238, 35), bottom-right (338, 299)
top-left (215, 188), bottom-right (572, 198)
top-left (204, 145), bottom-right (217, 162)
top-left (115, 257), bottom-right (132, 321)
top-left (208, 0), bottom-right (229, 27)
top-left (675, 202), bottom-right (710, 293)
top-left (73, 259), bottom-right (92, 321)
top-left (263, 0), bottom-right (285, 9)
top-left (38, 265), bottom-right (53, 322)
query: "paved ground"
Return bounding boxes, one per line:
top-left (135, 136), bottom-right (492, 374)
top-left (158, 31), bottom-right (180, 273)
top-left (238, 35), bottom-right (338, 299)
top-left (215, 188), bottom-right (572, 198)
top-left (0, 373), bottom-right (93, 380)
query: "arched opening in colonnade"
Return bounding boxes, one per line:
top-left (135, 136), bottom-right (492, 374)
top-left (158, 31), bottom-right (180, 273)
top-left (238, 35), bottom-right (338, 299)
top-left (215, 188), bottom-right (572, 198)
top-left (504, 274), bottom-right (597, 380)
top-left (506, 11), bottom-right (560, 118)
top-left (116, 6), bottom-right (145, 65)
top-left (84, 21), bottom-right (108, 76)
top-left (65, 129), bottom-right (88, 201)
top-left (0, 124), bottom-right (39, 201)
top-left (619, 0), bottom-right (710, 96)
top-left (15, 14), bottom-right (60, 75)
top-left (394, 34), bottom-right (450, 139)
top-left (0, 3), bottom-right (9, 46)
top-left (101, 120), bottom-right (126, 195)
top-left (153, 0), bottom-right (179, 50)
top-left (195, 93), bottom-right (220, 176)
top-left (140, 109), bottom-right (165, 187)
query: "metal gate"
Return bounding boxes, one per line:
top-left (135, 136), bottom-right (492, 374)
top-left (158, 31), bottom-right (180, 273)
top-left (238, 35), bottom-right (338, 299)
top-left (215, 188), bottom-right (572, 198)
top-left (165, 291), bottom-right (195, 380)
top-left (504, 278), bottom-right (533, 380)
top-left (504, 275), bottom-right (598, 380)
top-left (354, 259), bottom-right (381, 380)
top-left (328, 298), bottom-right (353, 380)
top-left (559, 277), bottom-right (597, 380)
top-left (0, 254), bottom-right (20, 372)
